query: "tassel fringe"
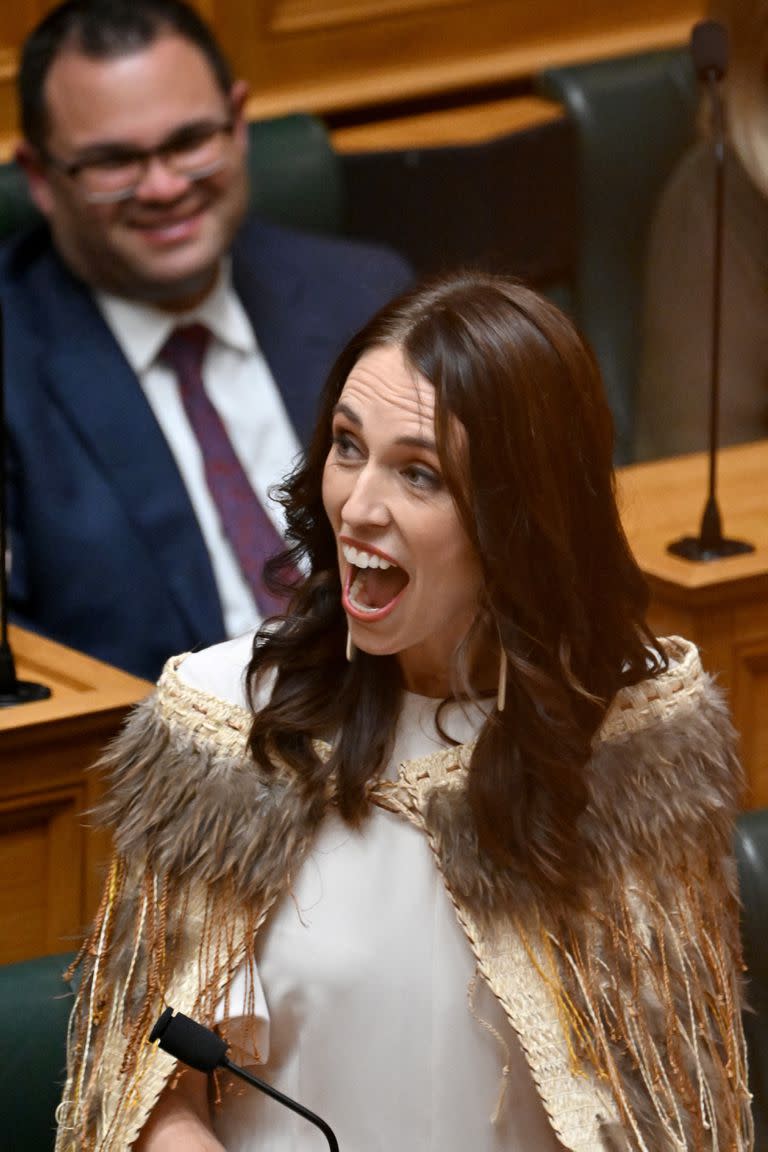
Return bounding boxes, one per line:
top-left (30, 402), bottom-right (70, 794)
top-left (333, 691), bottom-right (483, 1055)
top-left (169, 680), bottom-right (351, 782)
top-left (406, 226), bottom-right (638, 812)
top-left (54, 640), bottom-right (753, 1150)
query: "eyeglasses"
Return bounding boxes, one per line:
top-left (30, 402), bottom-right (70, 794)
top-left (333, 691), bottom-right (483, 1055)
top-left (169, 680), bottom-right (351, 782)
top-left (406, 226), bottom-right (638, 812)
top-left (42, 119), bottom-right (235, 204)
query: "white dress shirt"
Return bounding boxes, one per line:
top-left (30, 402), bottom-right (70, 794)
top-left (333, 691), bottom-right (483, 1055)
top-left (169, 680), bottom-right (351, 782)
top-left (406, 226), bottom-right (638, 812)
top-left (96, 264), bottom-right (302, 637)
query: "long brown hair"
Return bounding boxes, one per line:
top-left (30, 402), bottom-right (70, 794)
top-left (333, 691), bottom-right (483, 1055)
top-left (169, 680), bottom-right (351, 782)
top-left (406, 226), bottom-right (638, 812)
top-left (248, 271), bottom-right (664, 904)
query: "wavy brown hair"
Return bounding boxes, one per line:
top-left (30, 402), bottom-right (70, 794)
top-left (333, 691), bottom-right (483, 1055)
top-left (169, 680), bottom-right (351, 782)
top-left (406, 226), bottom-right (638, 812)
top-left (247, 271), bottom-right (664, 904)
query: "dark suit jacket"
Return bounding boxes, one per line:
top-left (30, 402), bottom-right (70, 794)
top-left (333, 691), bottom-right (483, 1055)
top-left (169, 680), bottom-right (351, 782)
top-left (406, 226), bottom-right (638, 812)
top-left (1, 215), bottom-right (411, 679)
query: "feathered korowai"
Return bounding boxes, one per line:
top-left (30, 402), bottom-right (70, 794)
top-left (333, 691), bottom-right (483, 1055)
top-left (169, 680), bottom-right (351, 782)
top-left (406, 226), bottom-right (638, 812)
top-left (54, 637), bottom-right (753, 1151)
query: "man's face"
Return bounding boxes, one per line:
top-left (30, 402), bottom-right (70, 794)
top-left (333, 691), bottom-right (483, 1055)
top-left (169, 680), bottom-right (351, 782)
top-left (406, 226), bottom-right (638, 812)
top-left (21, 34), bottom-right (249, 309)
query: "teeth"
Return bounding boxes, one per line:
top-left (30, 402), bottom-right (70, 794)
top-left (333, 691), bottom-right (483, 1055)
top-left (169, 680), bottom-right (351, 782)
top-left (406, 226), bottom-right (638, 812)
top-left (342, 544), bottom-right (393, 570)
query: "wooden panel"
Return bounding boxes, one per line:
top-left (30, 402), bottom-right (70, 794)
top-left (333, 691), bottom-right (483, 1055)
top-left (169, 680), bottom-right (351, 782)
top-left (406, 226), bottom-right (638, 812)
top-left (0, 628), bottom-right (150, 960)
top-left (0, 1), bottom-right (705, 156)
top-left (331, 95), bottom-right (562, 153)
top-left (733, 647), bottom-right (768, 808)
top-left (270, 0), bottom-right (466, 35)
top-left (0, 1), bottom-right (56, 156)
top-left (0, 789), bottom-right (84, 963)
top-left (644, 600), bottom-right (697, 647)
top-left (238, 0), bottom-right (705, 117)
top-left (0, 3), bottom-right (52, 47)
top-left (617, 441), bottom-right (768, 811)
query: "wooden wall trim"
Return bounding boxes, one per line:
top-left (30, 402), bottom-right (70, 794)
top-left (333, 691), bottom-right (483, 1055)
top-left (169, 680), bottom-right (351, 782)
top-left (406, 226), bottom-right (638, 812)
top-left (270, 0), bottom-right (465, 36)
top-left (329, 96), bottom-right (563, 154)
top-left (245, 17), bottom-right (697, 120)
top-left (0, 2), bottom-right (705, 157)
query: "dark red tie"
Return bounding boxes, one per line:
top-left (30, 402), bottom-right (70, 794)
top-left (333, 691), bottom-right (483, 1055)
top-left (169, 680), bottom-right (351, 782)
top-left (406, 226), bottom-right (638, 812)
top-left (159, 323), bottom-right (293, 616)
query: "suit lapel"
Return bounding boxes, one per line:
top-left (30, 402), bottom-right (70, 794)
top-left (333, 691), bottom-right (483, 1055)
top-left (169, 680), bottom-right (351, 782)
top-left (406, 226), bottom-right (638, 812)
top-left (232, 222), bottom-right (338, 448)
top-left (41, 286), bottom-right (224, 644)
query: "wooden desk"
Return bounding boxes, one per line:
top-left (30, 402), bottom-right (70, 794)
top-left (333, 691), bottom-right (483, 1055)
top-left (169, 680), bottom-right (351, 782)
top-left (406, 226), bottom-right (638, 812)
top-left (617, 440), bottom-right (768, 806)
top-left (0, 626), bottom-right (151, 963)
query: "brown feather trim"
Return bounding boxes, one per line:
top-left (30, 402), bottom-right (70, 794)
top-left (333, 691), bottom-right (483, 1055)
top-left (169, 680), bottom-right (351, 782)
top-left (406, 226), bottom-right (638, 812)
top-left (56, 640), bottom-right (751, 1151)
top-left (422, 671), bottom-right (752, 1150)
top-left (56, 693), bottom-right (324, 1151)
top-left (94, 693), bottom-right (328, 905)
top-left (422, 665), bottom-right (742, 920)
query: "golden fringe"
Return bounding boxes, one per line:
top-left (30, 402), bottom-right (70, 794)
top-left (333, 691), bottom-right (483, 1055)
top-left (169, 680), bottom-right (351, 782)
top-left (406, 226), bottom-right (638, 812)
top-left (55, 857), bottom-right (267, 1152)
top-left (517, 866), bottom-right (753, 1151)
top-left (466, 969), bottom-right (512, 1123)
top-left (55, 637), bottom-right (751, 1151)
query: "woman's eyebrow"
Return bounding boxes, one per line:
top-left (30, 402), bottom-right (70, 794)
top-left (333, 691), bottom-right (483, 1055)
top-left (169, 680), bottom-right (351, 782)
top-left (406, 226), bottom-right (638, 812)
top-left (331, 402), bottom-right (360, 425)
top-left (395, 434), bottom-right (438, 452)
top-left (332, 404), bottom-right (437, 452)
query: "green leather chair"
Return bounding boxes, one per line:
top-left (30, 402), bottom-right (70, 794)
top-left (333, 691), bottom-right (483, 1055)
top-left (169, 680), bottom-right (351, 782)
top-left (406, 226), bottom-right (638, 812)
top-left (0, 112), bottom-right (344, 244)
top-left (0, 951), bottom-right (75, 1152)
top-left (535, 48), bottom-right (698, 464)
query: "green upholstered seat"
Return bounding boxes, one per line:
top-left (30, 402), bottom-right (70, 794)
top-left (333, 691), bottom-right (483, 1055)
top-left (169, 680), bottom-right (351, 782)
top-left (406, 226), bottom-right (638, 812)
top-left (535, 48), bottom-right (697, 463)
top-left (0, 951), bottom-right (75, 1152)
top-left (0, 159), bottom-right (36, 239)
top-left (245, 113), bottom-right (343, 235)
top-left (0, 113), bottom-right (343, 245)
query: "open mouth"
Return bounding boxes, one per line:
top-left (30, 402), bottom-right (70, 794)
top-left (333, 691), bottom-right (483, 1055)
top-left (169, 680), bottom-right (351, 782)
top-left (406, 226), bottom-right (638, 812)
top-left (341, 542), bottom-right (409, 620)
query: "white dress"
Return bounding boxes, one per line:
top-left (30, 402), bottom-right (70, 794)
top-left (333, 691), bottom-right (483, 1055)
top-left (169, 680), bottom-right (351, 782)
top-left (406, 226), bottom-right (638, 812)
top-left (180, 633), bottom-right (565, 1152)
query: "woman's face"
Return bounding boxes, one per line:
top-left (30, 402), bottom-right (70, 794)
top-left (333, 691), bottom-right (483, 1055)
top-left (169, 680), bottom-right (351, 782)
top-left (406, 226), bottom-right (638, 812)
top-left (321, 343), bottom-right (484, 697)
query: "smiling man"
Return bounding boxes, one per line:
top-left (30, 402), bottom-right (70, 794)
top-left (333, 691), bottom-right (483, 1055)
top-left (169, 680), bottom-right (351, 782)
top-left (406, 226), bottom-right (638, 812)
top-left (1, 0), bottom-right (411, 679)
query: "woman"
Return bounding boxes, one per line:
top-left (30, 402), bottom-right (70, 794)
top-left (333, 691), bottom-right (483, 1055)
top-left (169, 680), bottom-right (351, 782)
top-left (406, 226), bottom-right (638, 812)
top-left (56, 272), bottom-right (751, 1151)
top-left (638, 0), bottom-right (768, 459)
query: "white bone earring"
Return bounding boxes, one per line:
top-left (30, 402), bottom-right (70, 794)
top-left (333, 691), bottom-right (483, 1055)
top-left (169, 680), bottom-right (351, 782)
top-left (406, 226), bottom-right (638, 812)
top-left (497, 647), bottom-right (507, 713)
top-left (346, 627), bottom-right (354, 663)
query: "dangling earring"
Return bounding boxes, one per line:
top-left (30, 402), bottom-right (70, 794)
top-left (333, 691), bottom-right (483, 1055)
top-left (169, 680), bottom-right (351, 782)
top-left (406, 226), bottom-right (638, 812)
top-left (346, 627), bottom-right (354, 663)
top-left (497, 645), bottom-right (507, 713)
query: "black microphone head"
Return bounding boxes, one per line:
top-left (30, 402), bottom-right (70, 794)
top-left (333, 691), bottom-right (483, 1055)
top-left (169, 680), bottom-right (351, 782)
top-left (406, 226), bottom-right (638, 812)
top-left (149, 1007), bottom-right (228, 1072)
top-left (691, 20), bottom-right (729, 80)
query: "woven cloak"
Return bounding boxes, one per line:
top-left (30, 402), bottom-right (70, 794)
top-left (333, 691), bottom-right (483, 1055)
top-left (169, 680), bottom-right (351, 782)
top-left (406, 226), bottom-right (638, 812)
top-left (55, 637), bottom-right (753, 1151)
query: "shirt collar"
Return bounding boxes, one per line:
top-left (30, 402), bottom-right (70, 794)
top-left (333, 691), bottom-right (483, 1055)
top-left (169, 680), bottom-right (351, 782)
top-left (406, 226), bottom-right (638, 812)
top-left (95, 258), bottom-right (256, 375)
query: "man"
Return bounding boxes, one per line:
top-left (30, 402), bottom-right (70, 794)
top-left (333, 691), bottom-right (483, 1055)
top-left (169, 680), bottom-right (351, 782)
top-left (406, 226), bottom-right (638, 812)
top-left (1, 0), bottom-right (411, 680)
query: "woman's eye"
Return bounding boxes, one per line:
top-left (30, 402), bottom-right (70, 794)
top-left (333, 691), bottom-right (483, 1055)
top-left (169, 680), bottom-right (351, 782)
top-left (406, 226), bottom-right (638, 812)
top-left (403, 464), bottom-right (442, 490)
top-left (332, 431), bottom-right (360, 460)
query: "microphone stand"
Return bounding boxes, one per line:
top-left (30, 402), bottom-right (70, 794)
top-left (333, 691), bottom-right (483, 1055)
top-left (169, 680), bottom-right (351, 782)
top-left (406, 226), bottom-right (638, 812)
top-left (0, 296), bottom-right (51, 707)
top-left (667, 24), bottom-right (753, 561)
top-left (150, 1007), bottom-right (340, 1151)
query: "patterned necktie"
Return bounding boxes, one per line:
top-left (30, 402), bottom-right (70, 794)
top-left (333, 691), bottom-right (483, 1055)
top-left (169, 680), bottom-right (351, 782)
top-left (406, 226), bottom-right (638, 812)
top-left (159, 323), bottom-right (293, 617)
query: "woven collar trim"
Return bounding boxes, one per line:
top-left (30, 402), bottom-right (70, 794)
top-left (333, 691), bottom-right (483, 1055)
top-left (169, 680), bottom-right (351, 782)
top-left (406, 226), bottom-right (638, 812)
top-left (155, 635), bottom-right (704, 782)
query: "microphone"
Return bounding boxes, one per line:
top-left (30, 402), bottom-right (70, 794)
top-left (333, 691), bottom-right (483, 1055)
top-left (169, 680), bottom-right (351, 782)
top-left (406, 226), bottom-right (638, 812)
top-left (691, 19), bottom-right (728, 80)
top-left (0, 295), bottom-right (51, 706)
top-left (150, 1007), bottom-right (340, 1151)
top-left (667, 21), bottom-right (754, 562)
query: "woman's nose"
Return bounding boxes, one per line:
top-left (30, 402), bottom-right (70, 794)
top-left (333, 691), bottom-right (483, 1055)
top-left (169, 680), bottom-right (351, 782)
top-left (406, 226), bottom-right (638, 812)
top-left (341, 464), bottom-right (390, 528)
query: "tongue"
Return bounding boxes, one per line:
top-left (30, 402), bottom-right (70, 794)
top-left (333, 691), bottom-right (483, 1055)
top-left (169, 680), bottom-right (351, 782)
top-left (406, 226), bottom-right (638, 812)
top-left (356, 566), bottom-right (408, 609)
